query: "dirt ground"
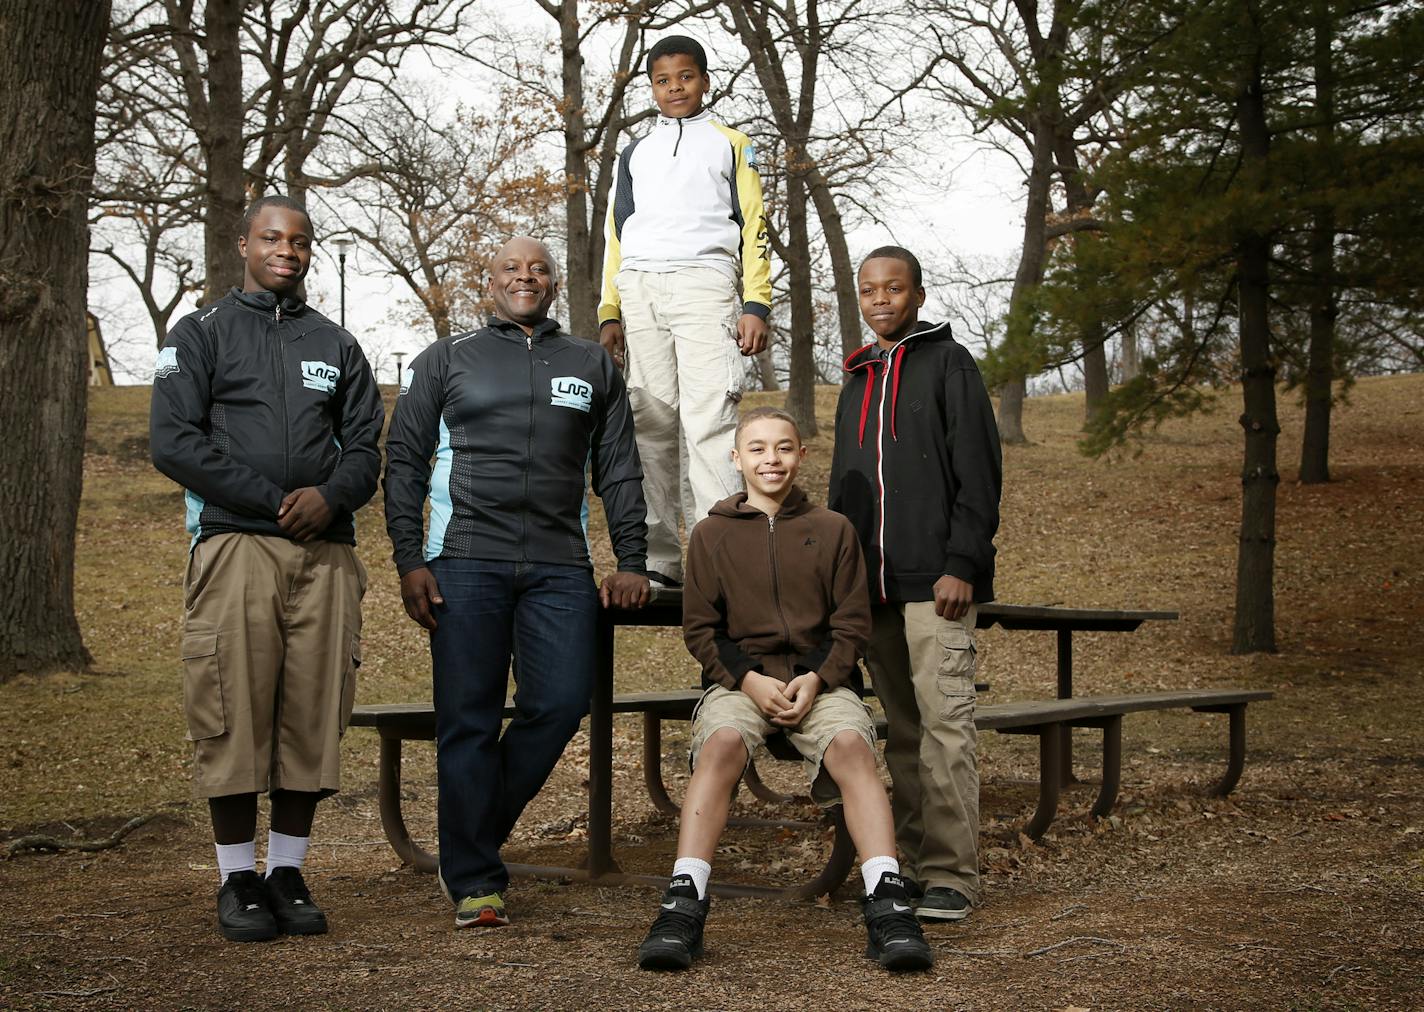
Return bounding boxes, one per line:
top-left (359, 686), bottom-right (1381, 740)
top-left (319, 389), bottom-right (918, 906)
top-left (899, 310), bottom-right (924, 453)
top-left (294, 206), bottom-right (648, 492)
top-left (1, 376), bottom-right (1421, 1011)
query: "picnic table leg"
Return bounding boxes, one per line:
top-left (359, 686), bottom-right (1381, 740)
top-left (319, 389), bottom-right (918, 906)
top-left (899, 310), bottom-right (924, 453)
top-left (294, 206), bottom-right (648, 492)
top-left (376, 735), bottom-right (438, 874)
top-left (1023, 723), bottom-right (1063, 841)
top-left (1088, 715), bottom-right (1122, 820)
top-left (1056, 629), bottom-right (1076, 785)
top-left (641, 713), bottom-right (682, 817)
top-left (1195, 703), bottom-right (1247, 797)
top-left (586, 614), bottom-right (620, 876)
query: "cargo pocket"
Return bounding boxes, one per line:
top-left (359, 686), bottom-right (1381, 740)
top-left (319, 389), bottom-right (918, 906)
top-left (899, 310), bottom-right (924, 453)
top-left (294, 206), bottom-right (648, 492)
top-left (181, 628), bottom-right (225, 741)
top-left (935, 621), bottom-right (977, 722)
top-left (337, 631), bottom-right (361, 736)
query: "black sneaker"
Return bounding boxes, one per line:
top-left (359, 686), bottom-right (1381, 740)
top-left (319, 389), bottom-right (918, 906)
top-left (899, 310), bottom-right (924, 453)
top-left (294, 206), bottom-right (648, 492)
top-left (916, 885), bottom-right (972, 922)
top-left (862, 872), bottom-right (934, 971)
top-left (264, 866), bottom-right (329, 936)
top-left (216, 870), bottom-right (278, 942)
top-left (637, 874), bottom-right (709, 971)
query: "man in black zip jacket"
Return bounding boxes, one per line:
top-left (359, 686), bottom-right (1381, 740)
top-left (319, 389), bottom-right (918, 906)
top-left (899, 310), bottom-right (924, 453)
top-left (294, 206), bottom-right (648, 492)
top-left (384, 235), bottom-right (650, 929)
top-left (150, 195), bottom-right (384, 942)
top-left (828, 246), bottom-right (1002, 924)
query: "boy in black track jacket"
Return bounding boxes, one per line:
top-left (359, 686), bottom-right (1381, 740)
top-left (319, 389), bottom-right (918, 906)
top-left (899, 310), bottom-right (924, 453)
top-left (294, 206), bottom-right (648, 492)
top-left (828, 246), bottom-right (1002, 923)
top-left (150, 195), bottom-right (384, 943)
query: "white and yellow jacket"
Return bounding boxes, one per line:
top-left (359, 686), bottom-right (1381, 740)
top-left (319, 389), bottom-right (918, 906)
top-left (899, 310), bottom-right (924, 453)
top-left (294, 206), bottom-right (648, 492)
top-left (598, 109), bottom-right (772, 327)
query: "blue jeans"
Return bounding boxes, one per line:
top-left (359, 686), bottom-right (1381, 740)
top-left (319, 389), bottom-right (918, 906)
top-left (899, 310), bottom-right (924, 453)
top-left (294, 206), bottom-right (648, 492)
top-left (428, 559), bottom-right (598, 897)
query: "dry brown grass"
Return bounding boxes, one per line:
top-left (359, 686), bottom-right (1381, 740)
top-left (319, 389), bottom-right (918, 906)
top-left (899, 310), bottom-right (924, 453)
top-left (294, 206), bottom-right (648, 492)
top-left (1, 375), bottom-right (1420, 1010)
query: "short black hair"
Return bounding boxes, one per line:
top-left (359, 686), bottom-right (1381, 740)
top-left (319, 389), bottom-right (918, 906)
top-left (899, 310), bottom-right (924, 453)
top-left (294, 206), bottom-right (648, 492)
top-left (240, 194), bottom-right (312, 239)
top-left (646, 35), bottom-right (707, 76)
top-left (863, 246), bottom-right (923, 288)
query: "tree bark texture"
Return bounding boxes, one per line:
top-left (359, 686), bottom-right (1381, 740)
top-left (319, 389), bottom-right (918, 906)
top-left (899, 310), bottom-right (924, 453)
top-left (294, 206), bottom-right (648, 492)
top-left (0, 0), bottom-right (109, 678)
top-left (806, 172), bottom-right (863, 359)
top-left (201, 0), bottom-right (244, 303)
top-left (1057, 143), bottom-right (1109, 424)
top-left (557, 0), bottom-right (598, 338)
top-left (1300, 0), bottom-right (1335, 485)
top-left (783, 172), bottom-right (819, 436)
top-left (1231, 31), bottom-right (1279, 655)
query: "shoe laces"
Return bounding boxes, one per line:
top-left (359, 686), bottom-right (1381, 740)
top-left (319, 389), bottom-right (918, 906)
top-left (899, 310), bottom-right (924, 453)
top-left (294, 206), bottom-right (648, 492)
top-left (865, 897), bottom-right (924, 945)
top-left (648, 897), bottom-right (704, 940)
top-left (228, 873), bottom-right (268, 909)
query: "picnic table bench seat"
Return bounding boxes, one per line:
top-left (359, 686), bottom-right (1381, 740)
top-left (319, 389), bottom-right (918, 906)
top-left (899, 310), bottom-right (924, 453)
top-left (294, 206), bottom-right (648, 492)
top-left (349, 685), bottom-right (1271, 900)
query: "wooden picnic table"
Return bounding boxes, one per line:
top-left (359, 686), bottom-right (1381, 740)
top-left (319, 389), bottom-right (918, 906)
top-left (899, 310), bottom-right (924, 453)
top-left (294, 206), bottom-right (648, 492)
top-left (522, 590), bottom-right (1175, 883)
top-left (353, 589), bottom-right (1280, 899)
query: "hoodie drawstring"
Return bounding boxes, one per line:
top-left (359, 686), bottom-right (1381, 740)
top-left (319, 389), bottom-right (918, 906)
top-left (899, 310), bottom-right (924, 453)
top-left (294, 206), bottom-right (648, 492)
top-left (856, 363), bottom-right (876, 447)
top-left (889, 346), bottom-right (905, 441)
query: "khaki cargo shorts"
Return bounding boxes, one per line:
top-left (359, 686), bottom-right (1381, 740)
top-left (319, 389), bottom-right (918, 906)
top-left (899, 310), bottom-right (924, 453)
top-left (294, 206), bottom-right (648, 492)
top-left (689, 684), bottom-right (877, 807)
top-left (180, 533), bottom-right (365, 799)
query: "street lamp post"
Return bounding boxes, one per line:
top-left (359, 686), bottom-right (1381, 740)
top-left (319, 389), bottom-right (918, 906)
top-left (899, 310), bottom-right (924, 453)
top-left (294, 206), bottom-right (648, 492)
top-left (331, 237), bottom-right (354, 328)
top-left (394, 351), bottom-right (407, 391)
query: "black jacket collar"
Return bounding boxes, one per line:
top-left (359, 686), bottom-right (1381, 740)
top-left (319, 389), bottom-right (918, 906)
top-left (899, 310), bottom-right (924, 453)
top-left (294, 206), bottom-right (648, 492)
top-left (230, 287), bottom-right (305, 317)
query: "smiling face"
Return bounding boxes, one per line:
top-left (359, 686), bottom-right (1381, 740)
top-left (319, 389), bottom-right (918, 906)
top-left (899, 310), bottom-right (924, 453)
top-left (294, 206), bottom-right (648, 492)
top-left (732, 415), bottom-right (805, 509)
top-left (650, 52), bottom-right (710, 119)
top-left (858, 256), bottom-right (925, 347)
top-left (488, 237), bottom-right (559, 333)
top-left (239, 205), bottom-right (312, 295)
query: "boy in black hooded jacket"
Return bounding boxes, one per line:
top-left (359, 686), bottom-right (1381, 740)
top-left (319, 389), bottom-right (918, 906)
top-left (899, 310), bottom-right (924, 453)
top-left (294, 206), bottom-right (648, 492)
top-left (828, 246), bottom-right (1002, 922)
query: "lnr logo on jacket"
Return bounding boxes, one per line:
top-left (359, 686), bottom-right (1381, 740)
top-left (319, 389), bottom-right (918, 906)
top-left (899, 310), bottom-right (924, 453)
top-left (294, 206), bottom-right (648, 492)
top-left (154, 347), bottom-right (180, 380)
top-left (550, 376), bottom-right (592, 412)
top-left (301, 361), bottom-right (341, 394)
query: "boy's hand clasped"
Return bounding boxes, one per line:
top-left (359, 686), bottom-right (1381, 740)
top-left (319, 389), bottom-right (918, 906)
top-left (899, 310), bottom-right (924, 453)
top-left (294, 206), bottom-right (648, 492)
top-left (741, 669), bottom-right (822, 726)
top-left (277, 487), bottom-right (333, 541)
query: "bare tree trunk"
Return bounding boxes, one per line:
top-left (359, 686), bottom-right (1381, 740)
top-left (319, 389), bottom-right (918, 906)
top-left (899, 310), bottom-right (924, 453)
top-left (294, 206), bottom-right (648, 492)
top-left (1300, 0), bottom-right (1335, 485)
top-left (558, 0), bottom-right (598, 338)
top-left (1056, 140), bottom-right (1109, 424)
top-left (201, 0), bottom-right (244, 303)
top-left (755, 347), bottom-right (780, 391)
top-left (999, 114), bottom-right (1056, 445)
top-left (1120, 321), bottom-right (1140, 380)
top-left (806, 175), bottom-right (863, 358)
top-left (1232, 33), bottom-right (1278, 656)
top-left (784, 172), bottom-right (819, 436)
top-left (0, 0), bottom-right (108, 679)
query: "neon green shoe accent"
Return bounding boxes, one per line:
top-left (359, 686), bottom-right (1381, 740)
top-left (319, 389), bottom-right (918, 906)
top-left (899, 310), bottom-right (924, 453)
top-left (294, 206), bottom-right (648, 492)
top-left (454, 892), bottom-right (509, 928)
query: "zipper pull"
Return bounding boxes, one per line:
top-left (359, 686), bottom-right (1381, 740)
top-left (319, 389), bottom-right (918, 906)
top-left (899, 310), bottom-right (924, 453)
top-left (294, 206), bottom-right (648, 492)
top-left (526, 334), bottom-right (533, 350)
top-left (768, 515), bottom-right (776, 534)
top-left (275, 304), bottom-right (282, 323)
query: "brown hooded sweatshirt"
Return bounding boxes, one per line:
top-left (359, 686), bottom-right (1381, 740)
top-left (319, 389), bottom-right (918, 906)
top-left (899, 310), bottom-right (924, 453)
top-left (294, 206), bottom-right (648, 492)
top-left (683, 486), bottom-right (871, 691)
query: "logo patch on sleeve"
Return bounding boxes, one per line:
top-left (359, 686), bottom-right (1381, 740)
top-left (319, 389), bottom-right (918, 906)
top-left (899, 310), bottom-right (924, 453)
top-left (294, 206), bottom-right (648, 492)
top-left (550, 376), bottom-right (593, 412)
top-left (154, 347), bottom-right (180, 379)
top-left (300, 360), bottom-right (341, 394)
top-left (399, 367), bottom-right (415, 395)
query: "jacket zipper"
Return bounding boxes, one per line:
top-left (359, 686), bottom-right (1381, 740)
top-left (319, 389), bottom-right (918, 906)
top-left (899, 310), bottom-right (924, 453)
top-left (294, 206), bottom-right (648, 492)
top-left (874, 349), bottom-right (896, 603)
top-left (673, 117), bottom-right (683, 157)
top-left (275, 303), bottom-right (290, 491)
top-left (520, 332), bottom-right (535, 561)
top-left (768, 514), bottom-right (793, 647)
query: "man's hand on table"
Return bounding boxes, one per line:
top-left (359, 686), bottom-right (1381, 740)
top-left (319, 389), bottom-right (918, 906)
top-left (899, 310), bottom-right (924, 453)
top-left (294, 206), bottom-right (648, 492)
top-left (600, 571), bottom-right (650, 609)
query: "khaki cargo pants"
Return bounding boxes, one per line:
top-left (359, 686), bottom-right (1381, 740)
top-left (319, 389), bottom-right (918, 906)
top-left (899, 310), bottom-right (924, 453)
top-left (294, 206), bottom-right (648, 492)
top-left (864, 602), bottom-right (979, 903)
top-left (180, 533), bottom-right (365, 799)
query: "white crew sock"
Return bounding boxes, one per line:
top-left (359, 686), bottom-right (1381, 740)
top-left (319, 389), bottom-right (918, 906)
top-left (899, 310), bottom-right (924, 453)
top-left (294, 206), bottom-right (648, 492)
top-left (264, 830), bottom-right (310, 877)
top-left (215, 841), bottom-right (256, 885)
top-left (861, 855), bottom-right (901, 896)
top-left (671, 857), bottom-right (712, 900)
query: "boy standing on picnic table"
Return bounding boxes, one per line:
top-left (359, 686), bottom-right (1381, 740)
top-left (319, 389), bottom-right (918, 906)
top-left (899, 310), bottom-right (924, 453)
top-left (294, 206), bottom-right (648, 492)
top-left (598, 34), bottom-right (772, 587)
top-left (150, 195), bottom-right (384, 942)
top-left (636, 406), bottom-right (933, 974)
top-left (829, 246), bottom-right (1002, 923)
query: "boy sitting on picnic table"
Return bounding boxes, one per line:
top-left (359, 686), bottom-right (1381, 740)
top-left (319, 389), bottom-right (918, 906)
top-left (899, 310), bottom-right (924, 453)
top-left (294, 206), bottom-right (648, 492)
top-left (636, 407), bottom-right (933, 973)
